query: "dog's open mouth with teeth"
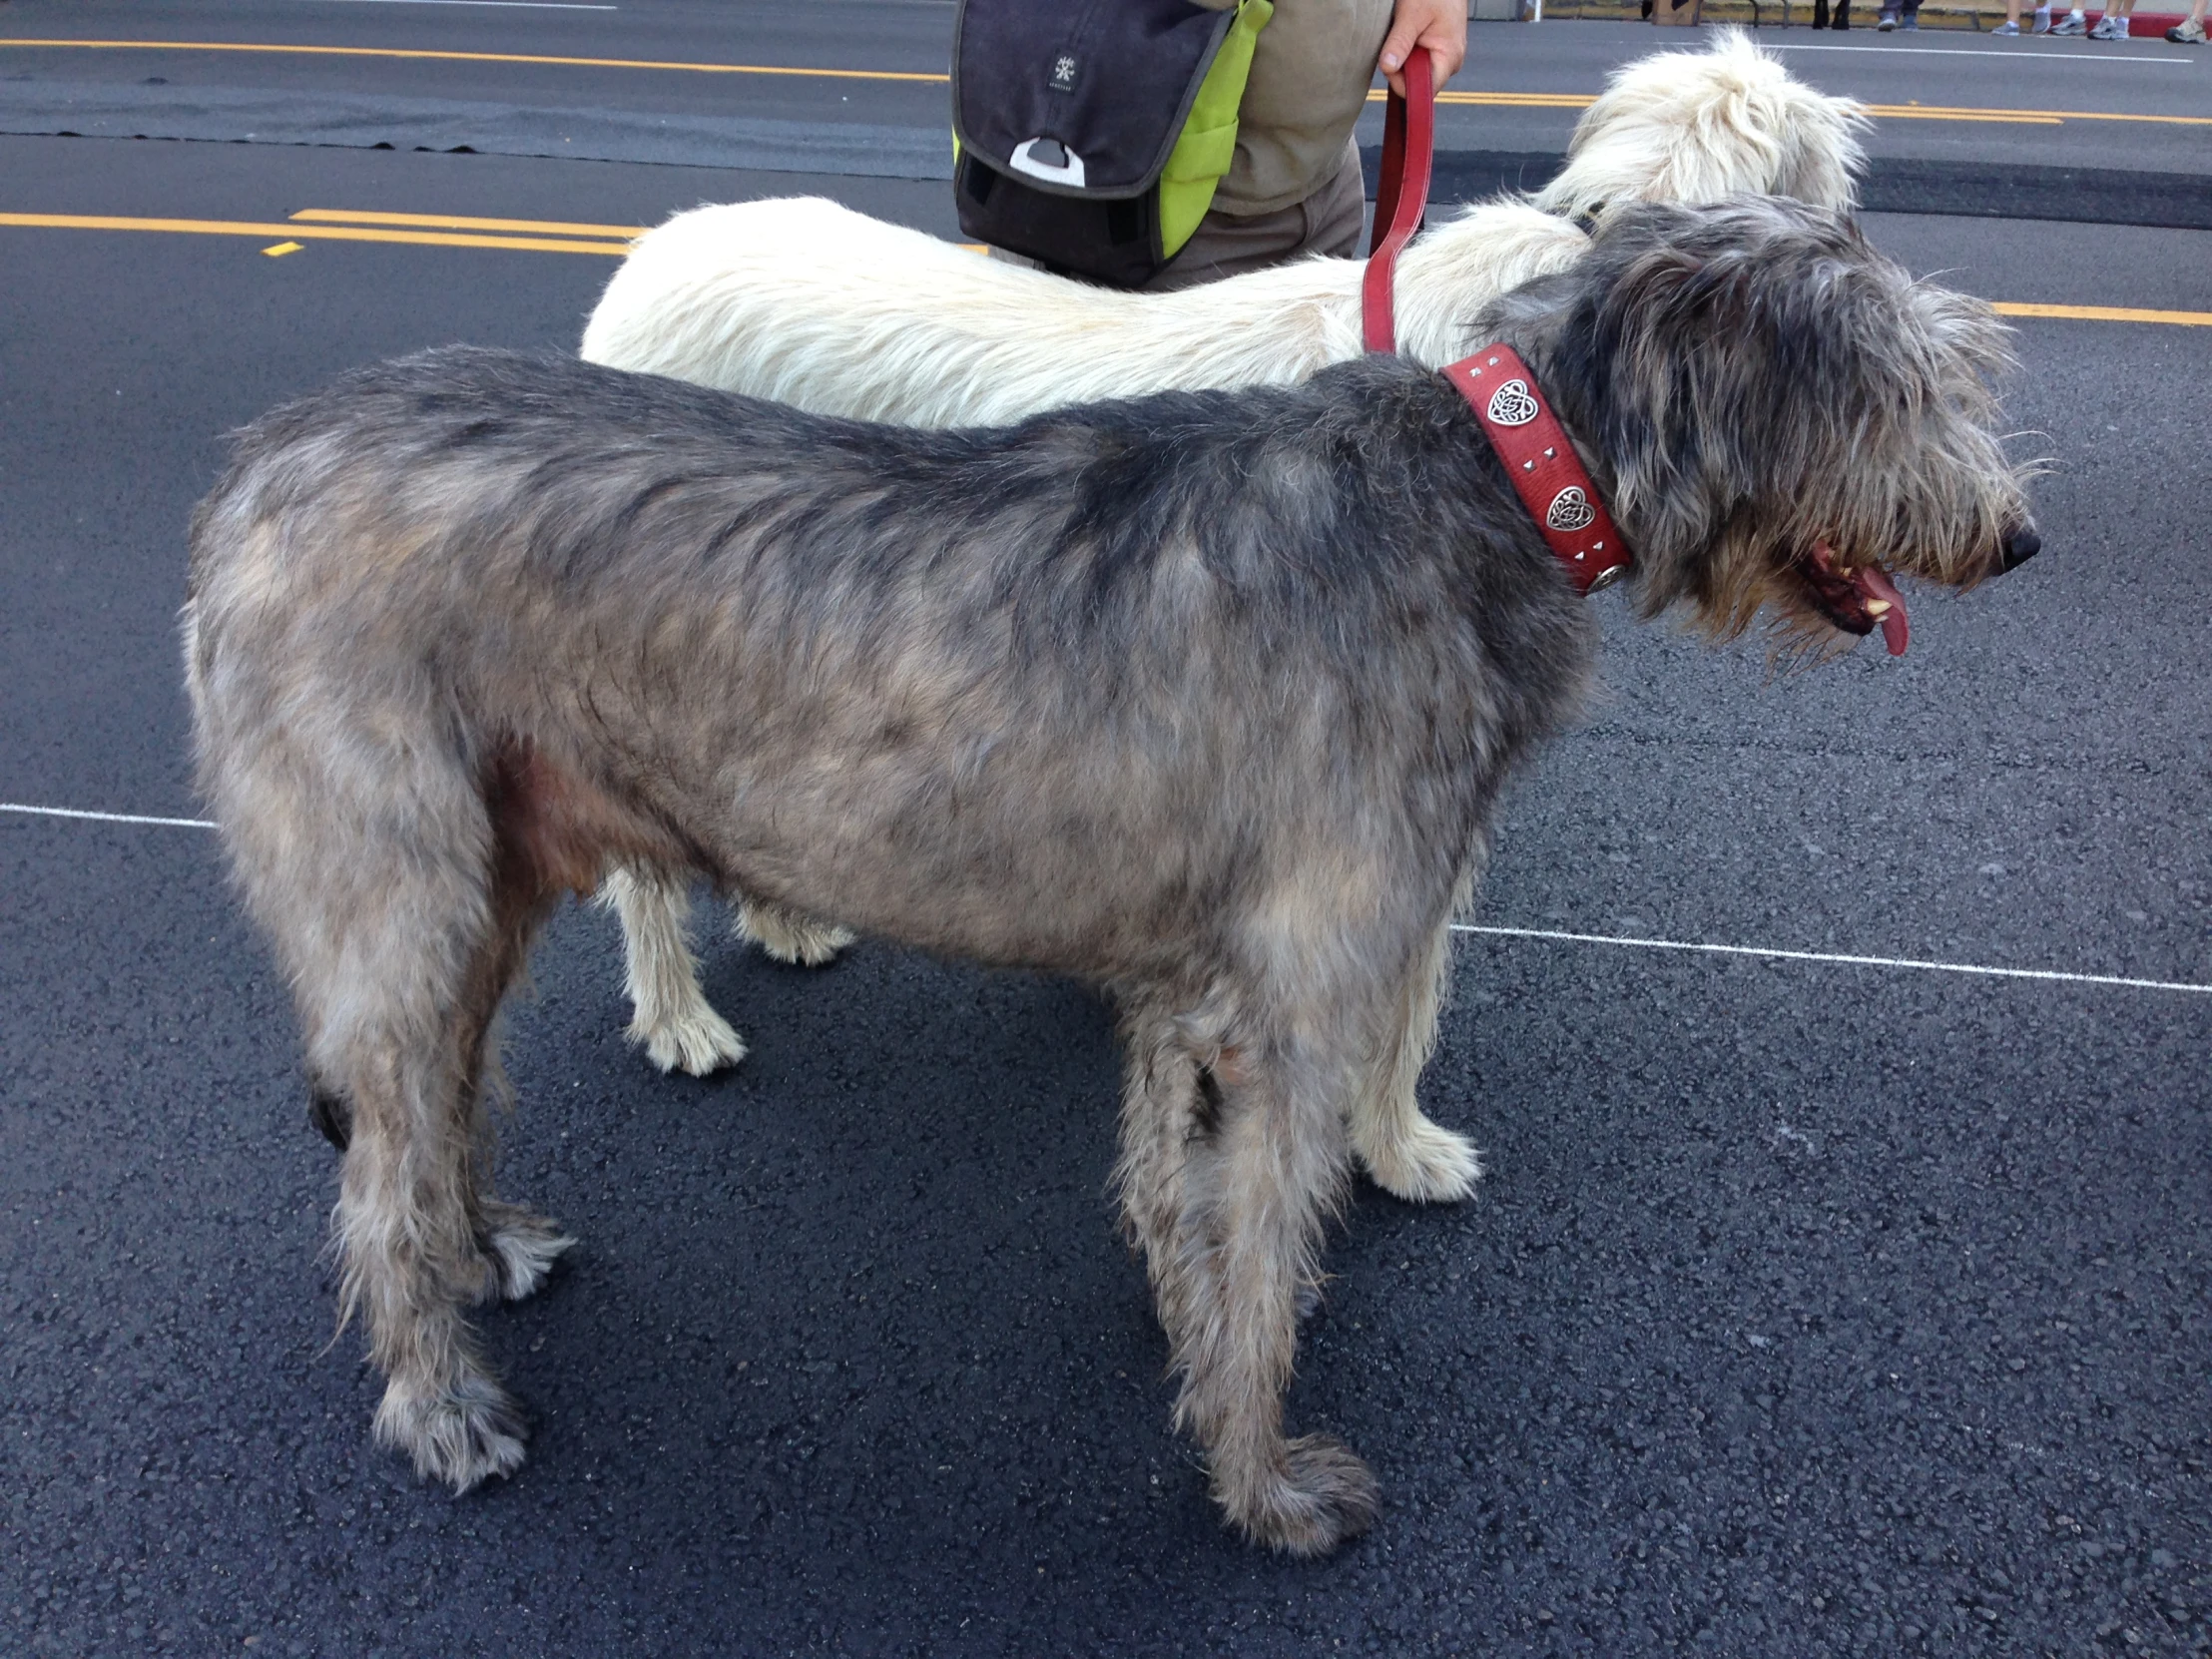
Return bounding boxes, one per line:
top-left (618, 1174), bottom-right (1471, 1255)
top-left (1802, 540), bottom-right (1911, 656)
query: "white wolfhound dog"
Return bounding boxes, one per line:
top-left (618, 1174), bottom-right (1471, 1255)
top-left (578, 32), bottom-right (1869, 1114)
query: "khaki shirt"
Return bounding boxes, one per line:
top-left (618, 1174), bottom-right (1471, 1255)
top-left (1197, 0), bottom-right (1394, 217)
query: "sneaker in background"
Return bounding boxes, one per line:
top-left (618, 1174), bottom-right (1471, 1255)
top-left (1991, 17), bottom-right (2020, 30)
top-left (2050, 10), bottom-right (2087, 30)
top-left (2031, 2), bottom-right (2053, 27)
top-left (2165, 15), bottom-right (2205, 37)
top-left (2087, 14), bottom-right (2125, 36)
top-left (1878, 8), bottom-right (1898, 24)
top-left (1901, 11), bottom-right (1920, 22)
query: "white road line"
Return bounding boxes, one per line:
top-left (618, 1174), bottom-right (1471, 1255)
top-left (2, 802), bottom-right (215, 830)
top-left (1765, 42), bottom-right (2196, 62)
top-left (8, 800), bottom-right (2203, 995)
top-left (1452, 923), bottom-right (2212, 995)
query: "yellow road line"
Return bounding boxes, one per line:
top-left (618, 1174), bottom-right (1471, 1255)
top-left (1994, 301), bottom-right (2212, 326)
top-left (4, 215), bottom-right (2210, 327)
top-left (1390, 87), bottom-right (2208, 126)
top-left (1865, 101), bottom-right (2212, 126)
top-left (0, 211), bottom-right (628, 254)
top-left (1431, 91), bottom-right (1596, 109)
top-left (7, 42), bottom-right (2201, 125)
top-left (1874, 110), bottom-right (2062, 125)
top-left (0, 38), bottom-right (950, 81)
top-left (290, 207), bottom-right (643, 237)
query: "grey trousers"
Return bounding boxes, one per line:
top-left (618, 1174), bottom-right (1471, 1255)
top-left (1145, 137), bottom-right (1369, 291)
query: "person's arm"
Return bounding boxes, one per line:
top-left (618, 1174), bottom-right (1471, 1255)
top-left (1377, 0), bottom-right (1467, 97)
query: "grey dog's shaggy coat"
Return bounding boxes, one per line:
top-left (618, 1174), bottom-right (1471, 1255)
top-left (184, 200), bottom-right (2036, 1554)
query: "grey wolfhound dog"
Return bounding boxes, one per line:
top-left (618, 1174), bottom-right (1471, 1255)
top-left (185, 199), bottom-right (2037, 1554)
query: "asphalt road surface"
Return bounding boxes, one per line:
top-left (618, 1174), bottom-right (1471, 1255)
top-left (2, 5), bottom-right (2209, 1657)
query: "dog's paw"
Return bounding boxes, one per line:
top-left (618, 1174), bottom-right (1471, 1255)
top-left (475, 1202), bottom-right (575, 1303)
top-left (373, 1374), bottom-right (529, 1494)
top-left (1359, 1115), bottom-right (1483, 1205)
top-left (739, 902), bottom-right (848, 968)
top-left (739, 900), bottom-right (853, 968)
top-left (1223, 1434), bottom-right (1381, 1557)
top-left (630, 1005), bottom-right (747, 1076)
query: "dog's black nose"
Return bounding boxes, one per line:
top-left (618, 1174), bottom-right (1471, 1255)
top-left (1999, 523), bottom-right (2040, 571)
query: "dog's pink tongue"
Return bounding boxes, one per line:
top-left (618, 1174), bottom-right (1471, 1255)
top-left (1856, 564), bottom-right (1910, 657)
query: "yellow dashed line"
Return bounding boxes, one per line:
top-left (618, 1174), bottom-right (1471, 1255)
top-left (262, 240), bottom-right (303, 257)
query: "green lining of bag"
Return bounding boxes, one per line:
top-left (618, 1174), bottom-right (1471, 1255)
top-left (1157, 0), bottom-right (1272, 260)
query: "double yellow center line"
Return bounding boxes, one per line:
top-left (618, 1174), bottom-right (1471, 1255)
top-left (1, 208), bottom-right (2206, 326)
top-left (0, 206), bottom-right (644, 256)
top-left (0, 38), bottom-right (954, 82)
top-left (7, 38), bottom-right (2210, 128)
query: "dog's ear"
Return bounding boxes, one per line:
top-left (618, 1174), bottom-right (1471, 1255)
top-left (1453, 201), bottom-right (1712, 385)
top-left (1771, 90), bottom-right (1871, 211)
top-left (1535, 199), bottom-right (1859, 619)
top-left (1456, 269), bottom-right (1583, 365)
top-left (1552, 208), bottom-right (1773, 592)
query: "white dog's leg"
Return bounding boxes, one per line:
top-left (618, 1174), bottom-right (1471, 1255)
top-left (599, 866), bottom-right (747, 1074)
top-left (737, 897), bottom-right (854, 967)
top-left (1346, 916), bottom-right (1481, 1204)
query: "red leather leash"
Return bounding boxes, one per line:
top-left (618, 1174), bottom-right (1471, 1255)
top-left (1442, 343), bottom-right (1632, 596)
top-left (1362, 45), bottom-right (1433, 355)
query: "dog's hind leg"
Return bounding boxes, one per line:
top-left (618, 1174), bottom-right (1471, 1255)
top-left (600, 865), bottom-right (748, 1075)
top-left (322, 820), bottom-right (563, 1492)
top-left (222, 727), bottom-right (579, 1493)
top-left (1116, 999), bottom-right (1379, 1554)
top-left (735, 897), bottom-right (854, 969)
top-left (1345, 917), bottom-right (1482, 1204)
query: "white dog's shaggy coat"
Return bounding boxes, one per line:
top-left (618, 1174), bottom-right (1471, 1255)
top-left (582, 34), bottom-right (1866, 424)
top-left (576, 33), bottom-right (1871, 1119)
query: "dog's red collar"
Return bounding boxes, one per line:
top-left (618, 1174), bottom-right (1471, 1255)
top-left (1442, 345), bottom-right (1631, 598)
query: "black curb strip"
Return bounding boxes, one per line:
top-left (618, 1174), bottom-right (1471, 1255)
top-left (1362, 145), bottom-right (2212, 232)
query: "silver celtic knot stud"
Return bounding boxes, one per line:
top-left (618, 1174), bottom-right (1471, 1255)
top-left (1485, 379), bottom-right (1540, 427)
top-left (1546, 486), bottom-right (1596, 533)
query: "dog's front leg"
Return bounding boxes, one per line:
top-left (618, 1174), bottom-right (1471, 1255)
top-left (1119, 1018), bottom-right (1379, 1554)
top-left (1345, 916), bottom-right (1482, 1204)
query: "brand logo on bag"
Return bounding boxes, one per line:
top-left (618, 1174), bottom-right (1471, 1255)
top-left (1486, 379), bottom-right (1540, 427)
top-left (1050, 54), bottom-right (1077, 90)
top-left (1546, 486), bottom-right (1596, 533)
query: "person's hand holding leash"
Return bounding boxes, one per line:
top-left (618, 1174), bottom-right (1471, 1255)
top-left (1379, 0), bottom-right (1465, 96)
